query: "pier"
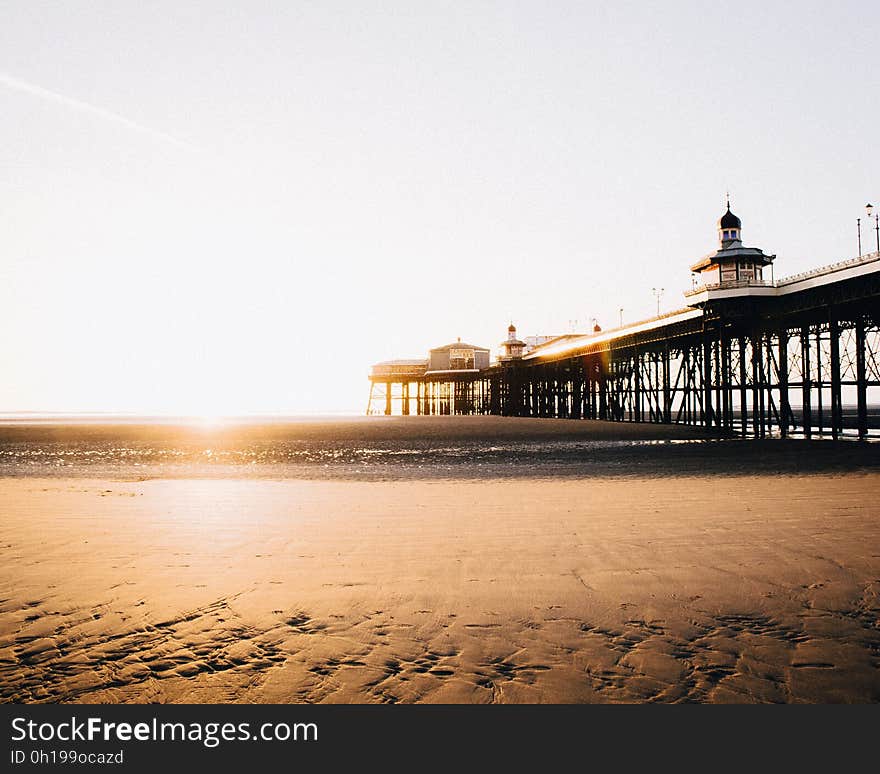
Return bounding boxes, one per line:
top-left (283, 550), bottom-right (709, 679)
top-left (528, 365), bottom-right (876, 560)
top-left (369, 207), bottom-right (880, 439)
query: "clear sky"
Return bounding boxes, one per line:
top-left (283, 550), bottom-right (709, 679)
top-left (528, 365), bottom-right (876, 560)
top-left (0, 1), bottom-right (877, 414)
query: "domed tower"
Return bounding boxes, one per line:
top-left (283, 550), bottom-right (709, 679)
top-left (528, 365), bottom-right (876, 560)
top-left (718, 200), bottom-right (742, 246)
top-left (690, 200), bottom-right (775, 288)
top-left (499, 323), bottom-right (526, 361)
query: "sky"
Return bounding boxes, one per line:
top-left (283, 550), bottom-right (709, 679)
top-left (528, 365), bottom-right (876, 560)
top-left (0, 1), bottom-right (878, 415)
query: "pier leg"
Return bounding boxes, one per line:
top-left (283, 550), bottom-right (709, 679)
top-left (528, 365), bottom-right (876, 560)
top-left (751, 334), bottom-right (762, 437)
top-left (830, 309), bottom-right (841, 440)
top-left (815, 328), bottom-right (824, 434)
top-left (703, 332), bottom-right (713, 428)
top-left (634, 349), bottom-right (642, 422)
top-left (739, 336), bottom-right (748, 436)
top-left (714, 332), bottom-right (722, 429)
top-left (757, 334), bottom-right (767, 438)
top-left (385, 381), bottom-right (392, 416)
top-left (801, 326), bottom-right (812, 438)
top-left (663, 341), bottom-right (671, 423)
top-left (765, 334), bottom-right (775, 435)
top-left (778, 328), bottom-right (790, 438)
top-left (856, 316), bottom-right (868, 440)
top-left (572, 364), bottom-right (583, 420)
top-left (721, 333), bottom-right (731, 430)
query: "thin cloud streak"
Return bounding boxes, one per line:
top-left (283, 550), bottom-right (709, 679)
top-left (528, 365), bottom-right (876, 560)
top-left (0, 72), bottom-right (196, 150)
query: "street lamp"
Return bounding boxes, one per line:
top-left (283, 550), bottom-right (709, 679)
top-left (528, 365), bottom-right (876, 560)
top-left (862, 203), bottom-right (879, 256)
top-left (651, 287), bottom-right (664, 317)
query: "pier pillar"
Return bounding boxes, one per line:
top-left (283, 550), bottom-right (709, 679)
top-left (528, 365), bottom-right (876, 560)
top-left (702, 330), bottom-right (713, 428)
top-left (778, 328), bottom-right (790, 438)
top-left (856, 316), bottom-right (868, 440)
top-left (633, 349), bottom-right (642, 422)
top-left (572, 364), bottom-right (583, 419)
top-left (750, 335), bottom-right (762, 437)
top-left (714, 332), bottom-right (723, 429)
top-left (801, 326), bottom-right (812, 438)
top-left (720, 333), bottom-right (731, 429)
top-left (662, 341), bottom-right (671, 424)
top-left (738, 336), bottom-right (748, 435)
top-left (829, 309), bottom-right (842, 439)
top-left (815, 327), bottom-right (824, 434)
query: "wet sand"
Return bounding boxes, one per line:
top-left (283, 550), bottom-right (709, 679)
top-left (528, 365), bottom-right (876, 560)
top-left (3, 416), bottom-right (880, 481)
top-left (2, 455), bottom-right (879, 703)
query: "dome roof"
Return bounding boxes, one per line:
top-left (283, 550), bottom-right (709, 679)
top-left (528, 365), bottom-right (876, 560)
top-left (508, 323), bottom-right (516, 332)
top-left (718, 206), bottom-right (742, 230)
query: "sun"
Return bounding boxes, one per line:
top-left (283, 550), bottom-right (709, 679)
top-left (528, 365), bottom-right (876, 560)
top-left (192, 414), bottom-right (227, 429)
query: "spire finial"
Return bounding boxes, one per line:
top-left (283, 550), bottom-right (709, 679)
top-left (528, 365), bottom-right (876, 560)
top-left (726, 191), bottom-right (730, 210)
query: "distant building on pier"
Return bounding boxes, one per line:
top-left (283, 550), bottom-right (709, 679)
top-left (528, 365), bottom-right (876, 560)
top-left (498, 324), bottom-right (526, 361)
top-left (428, 338), bottom-right (491, 373)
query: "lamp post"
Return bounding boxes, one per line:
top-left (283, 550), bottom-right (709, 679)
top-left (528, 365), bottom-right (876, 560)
top-left (865, 203), bottom-right (879, 254)
top-left (858, 203), bottom-right (879, 257)
top-left (651, 287), bottom-right (664, 317)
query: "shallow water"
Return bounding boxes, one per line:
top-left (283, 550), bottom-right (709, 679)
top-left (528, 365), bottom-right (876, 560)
top-left (0, 418), bottom-right (878, 480)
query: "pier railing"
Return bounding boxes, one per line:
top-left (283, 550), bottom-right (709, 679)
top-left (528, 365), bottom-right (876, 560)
top-left (685, 278), bottom-right (772, 297)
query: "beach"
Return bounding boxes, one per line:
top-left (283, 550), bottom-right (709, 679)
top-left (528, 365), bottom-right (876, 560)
top-left (1, 417), bottom-right (879, 703)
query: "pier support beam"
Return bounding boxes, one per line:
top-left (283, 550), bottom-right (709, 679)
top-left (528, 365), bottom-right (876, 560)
top-left (662, 341), bottom-right (671, 424)
top-left (856, 316), bottom-right (868, 440)
top-left (778, 327), bottom-right (790, 438)
top-left (801, 325), bottom-right (812, 438)
top-left (829, 309), bottom-right (841, 440)
top-left (702, 331), bottom-right (713, 428)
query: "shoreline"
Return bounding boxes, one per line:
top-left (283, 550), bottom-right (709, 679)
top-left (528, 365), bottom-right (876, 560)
top-left (2, 441), bottom-right (879, 481)
top-left (2, 416), bottom-right (880, 481)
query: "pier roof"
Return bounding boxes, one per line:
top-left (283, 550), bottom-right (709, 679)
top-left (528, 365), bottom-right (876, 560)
top-left (429, 341), bottom-right (490, 352)
top-left (373, 359), bottom-right (428, 366)
top-left (522, 308), bottom-right (702, 361)
top-left (690, 241), bottom-right (775, 272)
top-left (718, 207), bottom-right (742, 229)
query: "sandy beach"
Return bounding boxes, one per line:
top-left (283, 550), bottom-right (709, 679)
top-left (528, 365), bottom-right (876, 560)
top-left (1, 418), bottom-right (879, 704)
